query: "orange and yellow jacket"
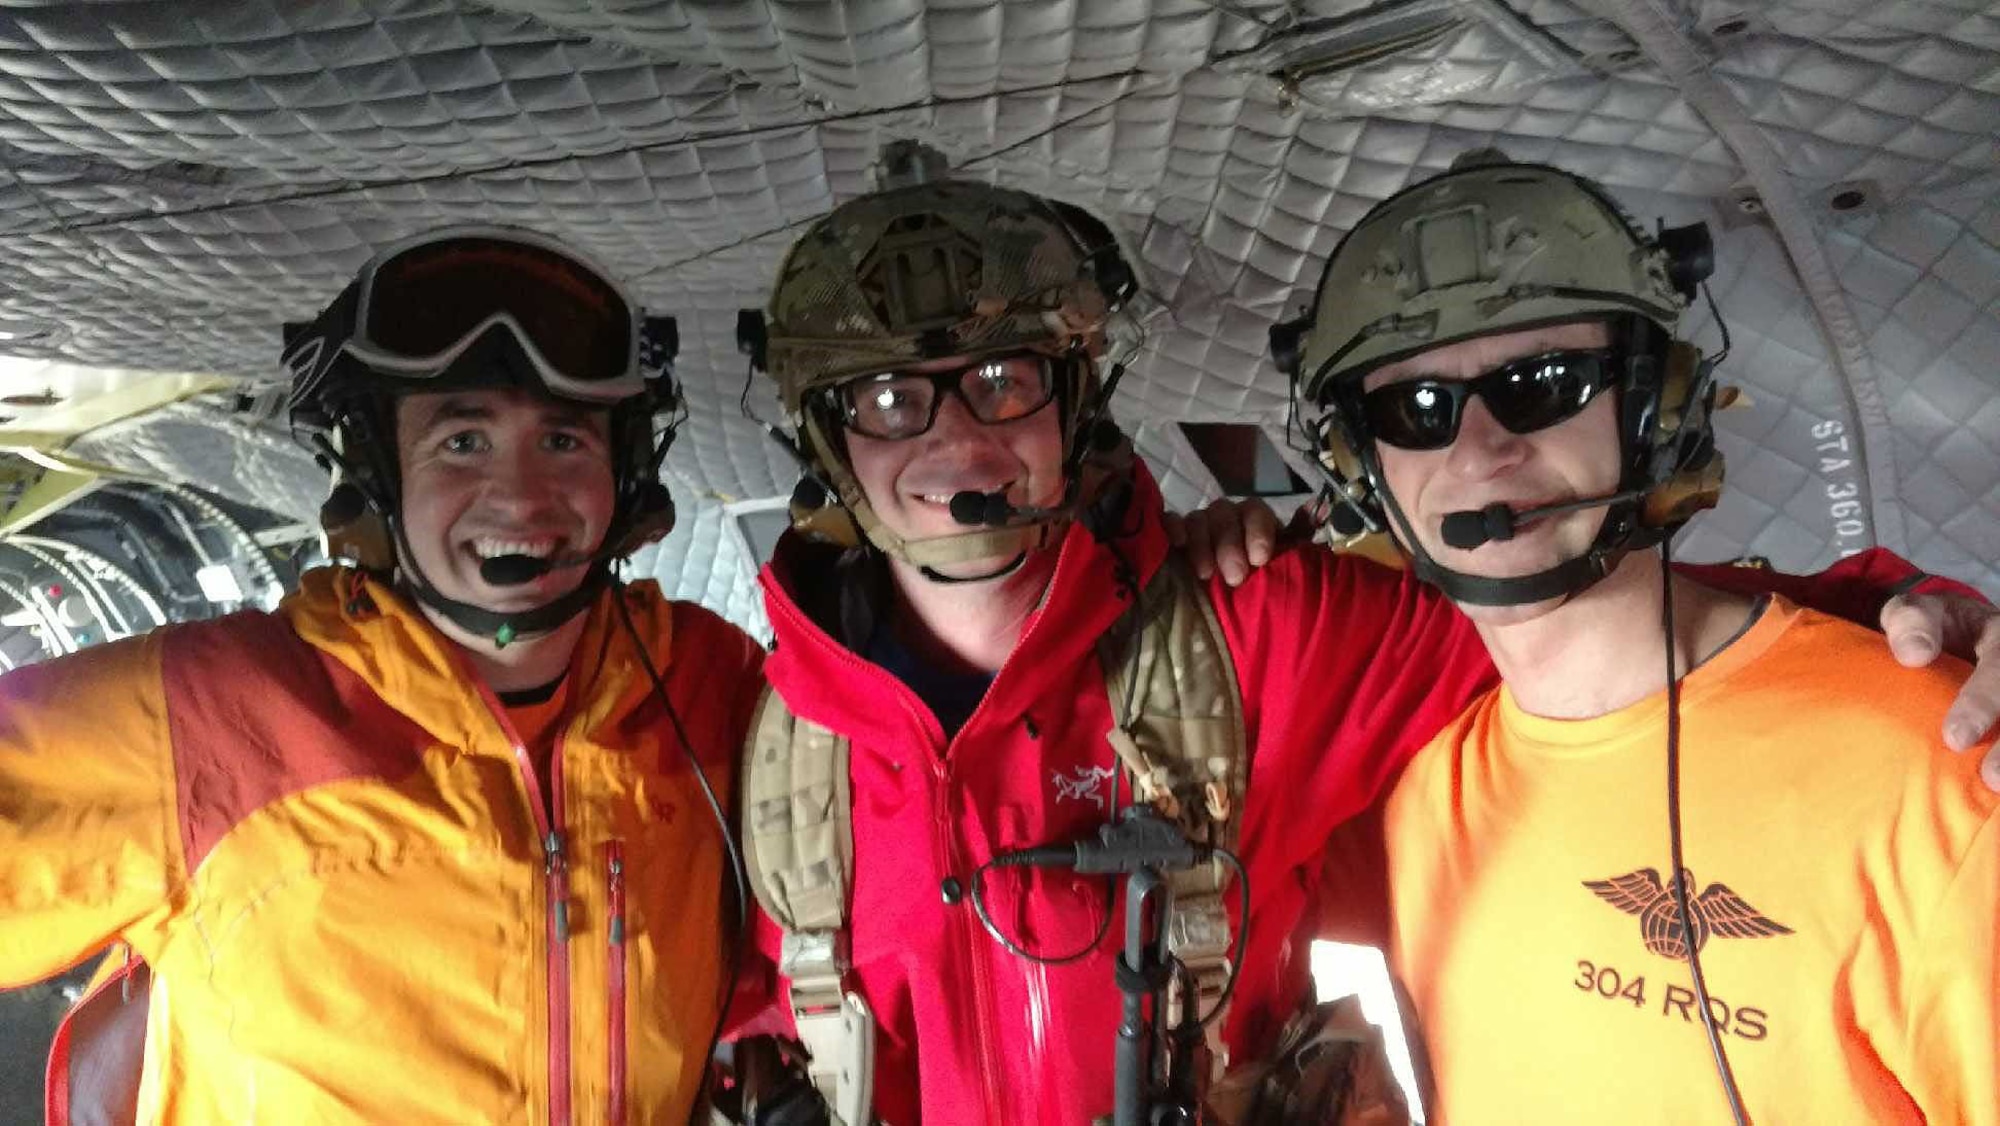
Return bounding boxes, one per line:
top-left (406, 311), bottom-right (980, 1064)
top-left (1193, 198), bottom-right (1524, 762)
top-left (0, 567), bottom-right (763, 1125)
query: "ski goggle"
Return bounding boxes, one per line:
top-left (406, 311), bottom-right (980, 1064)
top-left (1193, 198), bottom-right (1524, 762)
top-left (832, 353), bottom-right (1057, 441)
top-left (317, 228), bottom-right (644, 403)
top-left (1354, 349), bottom-right (1619, 451)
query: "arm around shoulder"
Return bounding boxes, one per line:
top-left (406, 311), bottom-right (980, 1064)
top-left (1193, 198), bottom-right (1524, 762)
top-left (0, 631), bottom-right (186, 986)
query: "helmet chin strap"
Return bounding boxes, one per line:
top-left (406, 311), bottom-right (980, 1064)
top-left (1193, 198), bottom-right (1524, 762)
top-left (896, 522), bottom-right (1052, 568)
top-left (918, 552), bottom-right (1030, 585)
top-left (385, 511), bottom-right (604, 646)
top-left (829, 459), bottom-right (1063, 577)
top-left (1370, 453), bottom-right (1633, 609)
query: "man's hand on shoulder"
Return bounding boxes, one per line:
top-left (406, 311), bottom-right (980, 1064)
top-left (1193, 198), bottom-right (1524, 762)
top-left (1879, 590), bottom-right (2000, 788)
top-left (1165, 497), bottom-right (1284, 587)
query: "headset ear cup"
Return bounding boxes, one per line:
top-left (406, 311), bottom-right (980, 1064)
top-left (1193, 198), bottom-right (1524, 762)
top-left (789, 476), bottom-right (863, 548)
top-left (611, 480), bottom-right (677, 555)
top-left (1646, 342), bottom-right (1705, 482)
top-left (1312, 413), bottom-right (1387, 535)
top-left (1658, 342), bottom-right (1701, 427)
top-left (1636, 339), bottom-right (1727, 530)
top-left (1643, 449), bottom-right (1726, 528)
top-left (320, 482), bottom-right (396, 573)
top-left (1321, 423), bottom-right (1364, 485)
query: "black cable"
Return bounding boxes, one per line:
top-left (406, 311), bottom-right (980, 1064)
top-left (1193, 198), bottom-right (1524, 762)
top-left (963, 529), bottom-right (1143, 966)
top-left (1701, 283), bottom-right (1732, 369)
top-left (737, 365), bottom-right (822, 476)
top-left (610, 582), bottom-right (751, 1126)
top-left (738, 359), bottom-right (767, 429)
top-left (968, 855), bottom-right (1117, 965)
top-left (960, 535), bottom-right (1157, 967)
top-left (1659, 536), bottom-right (1752, 1126)
top-left (965, 536), bottom-right (1251, 1029)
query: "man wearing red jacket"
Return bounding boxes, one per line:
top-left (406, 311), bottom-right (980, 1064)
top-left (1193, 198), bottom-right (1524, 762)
top-left (727, 159), bottom-right (1997, 1125)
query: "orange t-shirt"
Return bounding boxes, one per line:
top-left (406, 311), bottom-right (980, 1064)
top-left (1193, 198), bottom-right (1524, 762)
top-left (1376, 597), bottom-right (1998, 1124)
top-left (503, 676), bottom-right (572, 803)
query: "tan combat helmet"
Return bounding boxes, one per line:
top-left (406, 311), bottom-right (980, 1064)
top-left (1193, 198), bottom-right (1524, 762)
top-left (1269, 151), bottom-right (1727, 605)
top-left (742, 146), bottom-right (1139, 573)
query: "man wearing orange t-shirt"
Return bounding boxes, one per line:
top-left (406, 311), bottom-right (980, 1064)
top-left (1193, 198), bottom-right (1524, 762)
top-left (1278, 153), bottom-right (1997, 1123)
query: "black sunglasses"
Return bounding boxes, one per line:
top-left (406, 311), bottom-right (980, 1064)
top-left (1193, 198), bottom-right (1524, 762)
top-left (1355, 349), bottom-right (1620, 451)
top-left (833, 353), bottom-right (1057, 441)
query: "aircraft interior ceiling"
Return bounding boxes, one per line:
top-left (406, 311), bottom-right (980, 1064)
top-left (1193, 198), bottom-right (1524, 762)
top-left (0, 0), bottom-right (1992, 645)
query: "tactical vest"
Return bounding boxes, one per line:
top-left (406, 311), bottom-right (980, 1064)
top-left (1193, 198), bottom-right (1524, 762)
top-left (741, 556), bottom-right (1248, 1124)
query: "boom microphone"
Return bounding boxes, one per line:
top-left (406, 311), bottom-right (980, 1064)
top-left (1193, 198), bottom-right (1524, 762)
top-left (1441, 490), bottom-right (1645, 551)
top-left (948, 489), bottom-right (1070, 527)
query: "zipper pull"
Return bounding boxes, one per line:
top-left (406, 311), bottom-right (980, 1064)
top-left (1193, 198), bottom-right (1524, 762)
top-left (545, 831), bottom-right (571, 942)
top-left (608, 851), bottom-right (626, 947)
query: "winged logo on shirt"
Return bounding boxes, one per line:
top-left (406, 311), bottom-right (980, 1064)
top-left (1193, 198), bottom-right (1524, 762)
top-left (1584, 868), bottom-right (1793, 958)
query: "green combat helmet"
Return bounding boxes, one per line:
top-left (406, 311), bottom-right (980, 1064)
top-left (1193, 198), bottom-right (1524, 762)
top-left (1269, 150), bottom-right (1729, 606)
top-left (738, 142), bottom-right (1141, 578)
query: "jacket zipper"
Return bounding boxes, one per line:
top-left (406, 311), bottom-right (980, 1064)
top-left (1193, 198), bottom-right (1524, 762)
top-left (478, 683), bottom-right (573, 1126)
top-left (765, 571), bottom-right (1036, 1121)
top-left (934, 760), bottom-right (1009, 1124)
top-left (607, 841), bottom-right (628, 1126)
top-left (545, 735), bottom-right (573, 1126)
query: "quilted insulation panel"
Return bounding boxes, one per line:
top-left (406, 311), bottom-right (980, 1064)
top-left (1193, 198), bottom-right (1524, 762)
top-left (0, 0), bottom-right (1990, 641)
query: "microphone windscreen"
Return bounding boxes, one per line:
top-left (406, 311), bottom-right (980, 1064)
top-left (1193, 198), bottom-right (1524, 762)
top-left (1441, 508), bottom-right (1501, 550)
top-left (480, 554), bottom-right (549, 586)
top-left (950, 490), bottom-right (990, 526)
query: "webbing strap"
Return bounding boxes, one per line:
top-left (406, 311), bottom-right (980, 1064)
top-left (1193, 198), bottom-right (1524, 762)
top-left (1098, 555), bottom-right (1247, 1072)
top-left (742, 688), bottom-right (852, 933)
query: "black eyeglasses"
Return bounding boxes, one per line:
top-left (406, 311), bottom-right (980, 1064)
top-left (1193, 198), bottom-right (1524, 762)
top-left (1356, 349), bottom-right (1620, 451)
top-left (832, 353), bottom-right (1057, 441)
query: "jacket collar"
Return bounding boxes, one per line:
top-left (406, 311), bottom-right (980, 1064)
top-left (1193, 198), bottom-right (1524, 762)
top-left (760, 464), bottom-right (1172, 758)
top-left (284, 566), bottom-right (676, 753)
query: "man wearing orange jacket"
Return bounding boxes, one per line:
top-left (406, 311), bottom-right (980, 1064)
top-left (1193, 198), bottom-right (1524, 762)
top-left (1293, 154), bottom-right (1997, 1122)
top-left (0, 228), bottom-right (762, 1125)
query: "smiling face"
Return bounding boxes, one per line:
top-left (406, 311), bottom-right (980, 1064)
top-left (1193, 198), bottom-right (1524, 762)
top-left (1364, 321), bottom-right (1624, 621)
top-left (393, 389), bottom-right (614, 618)
top-left (840, 354), bottom-right (1066, 577)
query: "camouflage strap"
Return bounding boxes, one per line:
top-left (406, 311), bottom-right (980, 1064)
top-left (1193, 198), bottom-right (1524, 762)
top-left (742, 690), bottom-right (874, 1125)
top-left (745, 689), bottom-right (853, 932)
top-left (1097, 553), bottom-right (1248, 1077)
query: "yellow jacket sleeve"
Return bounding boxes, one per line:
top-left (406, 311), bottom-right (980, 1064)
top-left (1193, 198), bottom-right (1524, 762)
top-left (1906, 808), bottom-right (2000, 1125)
top-left (0, 630), bottom-right (186, 985)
